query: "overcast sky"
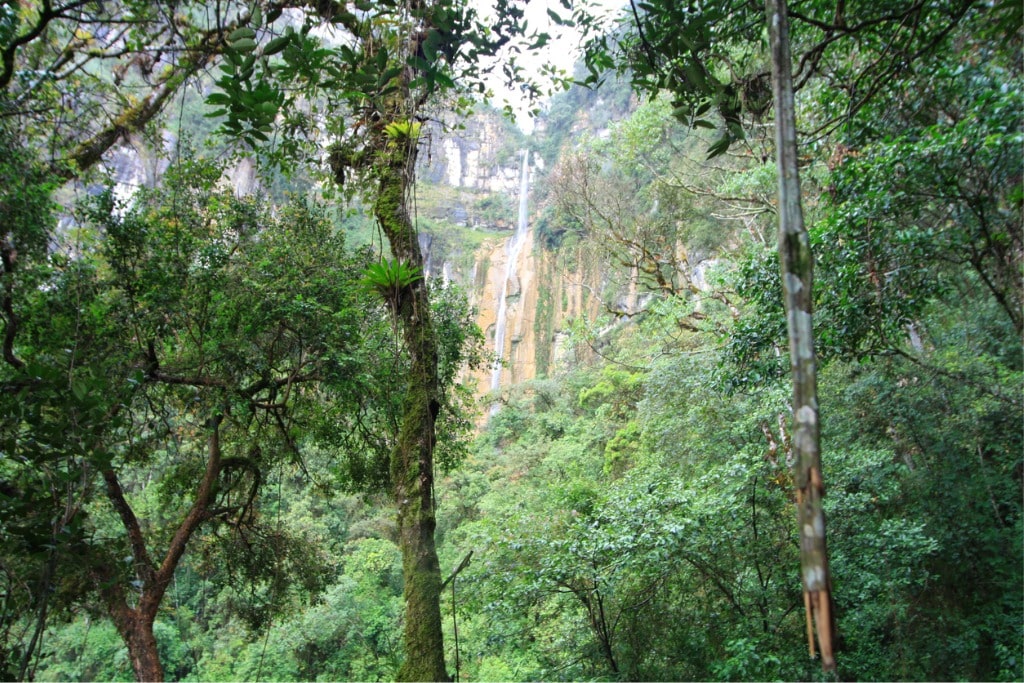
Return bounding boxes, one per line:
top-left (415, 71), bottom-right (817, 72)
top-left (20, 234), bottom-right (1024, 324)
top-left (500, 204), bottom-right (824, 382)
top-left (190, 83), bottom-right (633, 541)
top-left (476, 0), bottom-right (624, 132)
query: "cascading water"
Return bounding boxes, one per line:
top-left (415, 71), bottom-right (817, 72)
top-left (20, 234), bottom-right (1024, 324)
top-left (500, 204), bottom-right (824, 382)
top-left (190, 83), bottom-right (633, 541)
top-left (489, 149), bottom-right (530, 415)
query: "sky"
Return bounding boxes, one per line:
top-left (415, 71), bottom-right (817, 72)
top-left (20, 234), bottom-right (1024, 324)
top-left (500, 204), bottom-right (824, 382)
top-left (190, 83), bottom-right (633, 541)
top-left (475, 0), bottom-right (624, 132)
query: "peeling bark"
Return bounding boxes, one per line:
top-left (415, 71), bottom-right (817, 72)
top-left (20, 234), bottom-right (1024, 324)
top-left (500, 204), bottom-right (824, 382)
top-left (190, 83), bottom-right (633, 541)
top-left (766, 0), bottom-right (836, 672)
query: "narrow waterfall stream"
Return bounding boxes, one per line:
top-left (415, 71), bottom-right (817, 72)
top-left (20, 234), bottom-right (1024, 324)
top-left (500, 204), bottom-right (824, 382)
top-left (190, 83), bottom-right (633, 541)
top-left (489, 149), bottom-right (530, 415)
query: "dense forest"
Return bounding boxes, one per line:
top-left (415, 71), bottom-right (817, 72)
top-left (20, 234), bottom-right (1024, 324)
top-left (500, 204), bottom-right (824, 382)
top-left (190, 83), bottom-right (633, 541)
top-left (0, 0), bottom-right (1021, 681)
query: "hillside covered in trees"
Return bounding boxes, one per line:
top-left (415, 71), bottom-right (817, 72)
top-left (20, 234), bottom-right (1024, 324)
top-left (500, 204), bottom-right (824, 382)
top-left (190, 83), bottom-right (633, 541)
top-left (0, 0), bottom-right (1021, 681)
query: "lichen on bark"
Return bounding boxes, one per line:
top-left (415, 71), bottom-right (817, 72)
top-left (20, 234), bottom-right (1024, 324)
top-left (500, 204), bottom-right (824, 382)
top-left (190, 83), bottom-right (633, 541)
top-left (767, 0), bottom-right (836, 672)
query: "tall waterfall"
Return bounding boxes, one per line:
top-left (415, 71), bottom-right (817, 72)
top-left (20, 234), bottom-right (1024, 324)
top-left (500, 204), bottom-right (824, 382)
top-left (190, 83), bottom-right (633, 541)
top-left (489, 149), bottom-right (530, 414)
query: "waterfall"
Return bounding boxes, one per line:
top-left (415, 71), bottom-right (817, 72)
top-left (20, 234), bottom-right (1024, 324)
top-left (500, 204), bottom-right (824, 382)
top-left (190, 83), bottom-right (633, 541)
top-left (489, 149), bottom-right (530, 414)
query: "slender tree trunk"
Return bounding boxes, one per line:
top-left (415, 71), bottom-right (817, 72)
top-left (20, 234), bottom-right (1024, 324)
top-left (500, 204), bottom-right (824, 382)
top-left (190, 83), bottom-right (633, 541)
top-left (765, 0), bottom-right (836, 672)
top-left (372, 132), bottom-right (449, 682)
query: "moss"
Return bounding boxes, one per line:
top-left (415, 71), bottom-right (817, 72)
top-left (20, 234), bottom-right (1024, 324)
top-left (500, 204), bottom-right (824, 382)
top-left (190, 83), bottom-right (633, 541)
top-left (533, 278), bottom-right (553, 378)
top-left (370, 136), bottom-right (449, 682)
top-left (474, 255), bottom-right (490, 291)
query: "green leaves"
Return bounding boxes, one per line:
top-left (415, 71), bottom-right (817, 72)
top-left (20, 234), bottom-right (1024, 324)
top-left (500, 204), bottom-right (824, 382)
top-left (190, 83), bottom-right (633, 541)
top-left (262, 35), bottom-right (290, 56)
top-left (359, 259), bottom-right (423, 302)
top-left (546, 8), bottom-right (572, 27)
top-left (810, 63), bottom-right (1023, 358)
top-left (2, 150), bottom-right (403, 680)
top-left (228, 26), bottom-right (258, 51)
top-left (704, 133), bottom-right (733, 160)
top-left (382, 119), bottom-right (422, 143)
top-left (575, 0), bottom-right (756, 156)
top-left (205, 34), bottom-right (286, 147)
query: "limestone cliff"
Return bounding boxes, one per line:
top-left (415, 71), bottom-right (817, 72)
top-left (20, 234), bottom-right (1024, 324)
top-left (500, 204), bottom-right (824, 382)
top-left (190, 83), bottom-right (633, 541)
top-left (413, 88), bottom-right (643, 407)
top-left (415, 128), bottom-right (607, 407)
top-left (462, 195), bottom-right (607, 404)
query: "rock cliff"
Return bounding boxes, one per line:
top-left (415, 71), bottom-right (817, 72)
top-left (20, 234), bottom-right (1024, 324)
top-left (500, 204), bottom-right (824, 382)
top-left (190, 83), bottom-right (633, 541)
top-left (414, 113), bottom-right (609, 408)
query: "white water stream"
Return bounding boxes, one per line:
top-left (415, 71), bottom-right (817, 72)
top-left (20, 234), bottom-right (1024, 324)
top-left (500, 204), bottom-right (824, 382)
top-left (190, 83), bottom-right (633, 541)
top-left (489, 149), bottom-right (530, 414)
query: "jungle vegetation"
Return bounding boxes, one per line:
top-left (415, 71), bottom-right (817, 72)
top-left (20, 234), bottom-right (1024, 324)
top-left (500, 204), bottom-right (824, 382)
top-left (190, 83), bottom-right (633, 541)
top-left (0, 0), bottom-right (1020, 681)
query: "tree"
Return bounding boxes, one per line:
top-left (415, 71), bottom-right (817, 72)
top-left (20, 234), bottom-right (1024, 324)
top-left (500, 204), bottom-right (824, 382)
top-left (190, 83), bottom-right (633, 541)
top-left (764, 0), bottom-right (833, 669)
top-left (571, 0), bottom-right (1016, 671)
top-left (550, 147), bottom-right (701, 303)
top-left (545, 99), bottom-right (751, 331)
top-left (0, 129), bottom-right (80, 680)
top-left (0, 5), bottom-right (265, 675)
top-left (1, 153), bottom-right (371, 681)
top-left (2, 0), bottom-right (517, 677)
top-left (574, 0), bottom-right (997, 156)
top-left (203, 1), bottom-right (539, 677)
top-left (0, 0), bottom-right (258, 178)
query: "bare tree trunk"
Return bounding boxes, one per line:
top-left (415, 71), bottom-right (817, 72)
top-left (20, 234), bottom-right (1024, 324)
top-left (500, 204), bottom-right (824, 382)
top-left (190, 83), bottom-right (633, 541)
top-left (765, 0), bottom-right (836, 672)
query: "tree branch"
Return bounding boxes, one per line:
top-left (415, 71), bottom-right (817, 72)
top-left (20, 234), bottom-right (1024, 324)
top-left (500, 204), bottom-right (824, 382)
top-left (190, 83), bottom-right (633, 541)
top-left (101, 468), bottom-right (156, 587)
top-left (0, 0), bottom-right (93, 92)
top-left (145, 414), bottom-right (224, 615)
top-left (53, 12), bottom-right (248, 177)
top-left (1, 237), bottom-right (24, 370)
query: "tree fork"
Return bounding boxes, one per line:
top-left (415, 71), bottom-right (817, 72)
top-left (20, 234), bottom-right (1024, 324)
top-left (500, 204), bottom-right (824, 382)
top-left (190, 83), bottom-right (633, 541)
top-left (94, 414), bottom-right (228, 681)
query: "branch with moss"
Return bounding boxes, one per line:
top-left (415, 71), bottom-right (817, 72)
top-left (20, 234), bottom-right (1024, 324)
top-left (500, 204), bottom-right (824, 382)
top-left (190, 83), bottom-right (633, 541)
top-left (0, 237), bottom-right (23, 370)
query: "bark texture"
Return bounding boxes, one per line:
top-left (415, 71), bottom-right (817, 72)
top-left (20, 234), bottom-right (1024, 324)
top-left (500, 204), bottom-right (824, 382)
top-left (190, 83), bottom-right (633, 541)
top-left (95, 417), bottom-right (227, 681)
top-left (765, 0), bottom-right (836, 672)
top-left (314, 0), bottom-right (450, 673)
top-left (372, 131), bottom-right (449, 682)
top-left (112, 607), bottom-right (163, 683)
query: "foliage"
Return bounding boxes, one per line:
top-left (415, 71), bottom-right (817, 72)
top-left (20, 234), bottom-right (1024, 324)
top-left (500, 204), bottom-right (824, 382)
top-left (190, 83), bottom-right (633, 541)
top-left (574, 0), bottom-right (998, 157)
top-left (816, 64), bottom-right (1022, 353)
top-left (1, 150), bottom-right (378, 679)
top-left (361, 259), bottom-right (425, 305)
top-left (0, 128), bottom-right (95, 679)
top-left (3, 0), bottom-right (1022, 680)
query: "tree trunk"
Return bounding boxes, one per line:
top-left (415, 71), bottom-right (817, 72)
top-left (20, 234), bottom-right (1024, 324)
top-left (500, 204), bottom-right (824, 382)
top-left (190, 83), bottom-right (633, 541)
top-left (765, 0), bottom-right (836, 672)
top-left (372, 132), bottom-right (449, 682)
top-left (117, 609), bottom-right (164, 682)
top-left (97, 418), bottom-right (225, 681)
top-left (97, 570), bottom-right (165, 683)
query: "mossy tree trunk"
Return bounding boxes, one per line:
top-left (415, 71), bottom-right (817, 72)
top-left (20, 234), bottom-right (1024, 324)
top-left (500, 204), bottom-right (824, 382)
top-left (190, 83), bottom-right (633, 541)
top-left (369, 128), bottom-right (449, 682)
top-left (302, 2), bottom-right (451, 676)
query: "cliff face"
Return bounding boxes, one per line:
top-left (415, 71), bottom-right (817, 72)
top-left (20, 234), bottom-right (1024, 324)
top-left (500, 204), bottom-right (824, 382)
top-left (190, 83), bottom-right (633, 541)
top-left (415, 125), bottom-right (606, 405)
top-left (102, 107), bottom-right (606, 409)
top-left (465, 202), bottom-right (605, 402)
top-left (420, 110), bottom-right (527, 196)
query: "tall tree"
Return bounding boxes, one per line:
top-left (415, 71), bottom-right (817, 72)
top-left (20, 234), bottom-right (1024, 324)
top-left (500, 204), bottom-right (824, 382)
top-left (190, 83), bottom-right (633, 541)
top-left (572, 0), bottom-right (1007, 670)
top-left (1, 154), bottom-right (370, 680)
top-left (765, 0), bottom-right (834, 669)
top-left (205, 1), bottom-right (537, 677)
top-left (2, 0), bottom-right (519, 677)
top-left (326, 48), bottom-right (450, 678)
